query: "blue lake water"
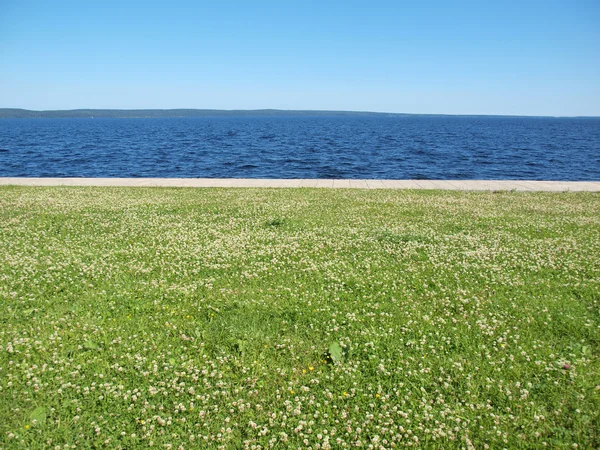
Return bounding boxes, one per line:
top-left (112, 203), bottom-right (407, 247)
top-left (0, 115), bottom-right (599, 180)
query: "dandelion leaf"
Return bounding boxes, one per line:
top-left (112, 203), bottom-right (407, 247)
top-left (328, 342), bottom-right (343, 363)
top-left (29, 406), bottom-right (47, 425)
top-left (83, 340), bottom-right (99, 350)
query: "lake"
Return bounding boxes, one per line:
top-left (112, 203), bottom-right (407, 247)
top-left (0, 115), bottom-right (599, 180)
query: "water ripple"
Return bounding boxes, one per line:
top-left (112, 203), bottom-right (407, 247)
top-left (0, 116), bottom-right (599, 180)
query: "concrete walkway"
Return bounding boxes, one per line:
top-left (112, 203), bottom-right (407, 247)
top-left (0, 177), bottom-right (599, 191)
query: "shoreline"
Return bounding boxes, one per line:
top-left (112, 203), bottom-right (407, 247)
top-left (1, 177), bottom-right (599, 191)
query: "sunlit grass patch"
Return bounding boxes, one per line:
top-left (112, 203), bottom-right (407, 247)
top-left (0, 186), bottom-right (599, 449)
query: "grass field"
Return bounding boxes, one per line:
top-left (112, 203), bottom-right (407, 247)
top-left (0, 186), bottom-right (599, 449)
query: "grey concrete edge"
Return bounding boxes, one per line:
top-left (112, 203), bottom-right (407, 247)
top-left (0, 177), bottom-right (599, 192)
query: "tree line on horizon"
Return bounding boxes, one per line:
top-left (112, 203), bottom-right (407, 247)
top-left (0, 108), bottom-right (405, 119)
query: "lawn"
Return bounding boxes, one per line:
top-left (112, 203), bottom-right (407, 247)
top-left (0, 186), bottom-right (599, 449)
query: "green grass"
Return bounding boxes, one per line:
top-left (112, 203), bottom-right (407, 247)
top-left (0, 186), bottom-right (599, 449)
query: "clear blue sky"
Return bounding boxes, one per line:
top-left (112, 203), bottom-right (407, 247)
top-left (1, 0), bottom-right (599, 115)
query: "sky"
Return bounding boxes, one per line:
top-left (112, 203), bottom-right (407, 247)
top-left (0, 0), bottom-right (599, 116)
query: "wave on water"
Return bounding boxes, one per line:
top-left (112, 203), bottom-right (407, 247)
top-left (0, 115), bottom-right (599, 180)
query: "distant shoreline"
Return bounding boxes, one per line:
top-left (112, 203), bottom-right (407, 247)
top-left (0, 108), bottom-right (598, 119)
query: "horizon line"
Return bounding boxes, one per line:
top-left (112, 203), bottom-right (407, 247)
top-left (1, 107), bottom-right (599, 119)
